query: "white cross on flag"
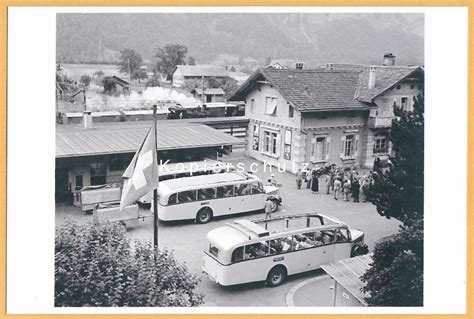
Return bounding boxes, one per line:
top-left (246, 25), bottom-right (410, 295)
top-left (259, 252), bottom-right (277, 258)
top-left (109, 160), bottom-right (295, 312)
top-left (120, 124), bottom-right (158, 210)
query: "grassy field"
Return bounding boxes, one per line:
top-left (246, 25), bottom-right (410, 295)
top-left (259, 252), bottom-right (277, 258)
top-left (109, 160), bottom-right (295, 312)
top-left (62, 63), bottom-right (122, 81)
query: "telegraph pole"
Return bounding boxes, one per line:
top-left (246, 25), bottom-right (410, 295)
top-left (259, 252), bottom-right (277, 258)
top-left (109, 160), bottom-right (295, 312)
top-left (153, 105), bottom-right (159, 251)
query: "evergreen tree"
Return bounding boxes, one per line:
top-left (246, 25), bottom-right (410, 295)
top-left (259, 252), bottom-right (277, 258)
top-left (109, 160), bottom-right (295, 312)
top-left (363, 93), bottom-right (424, 306)
top-left (367, 94), bottom-right (424, 225)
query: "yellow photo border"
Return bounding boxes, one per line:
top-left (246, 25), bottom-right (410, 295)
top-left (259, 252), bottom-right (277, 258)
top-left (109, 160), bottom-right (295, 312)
top-left (0, 2), bottom-right (472, 317)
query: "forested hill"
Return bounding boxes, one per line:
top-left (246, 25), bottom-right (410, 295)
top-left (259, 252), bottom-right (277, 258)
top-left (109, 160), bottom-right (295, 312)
top-left (56, 13), bottom-right (424, 66)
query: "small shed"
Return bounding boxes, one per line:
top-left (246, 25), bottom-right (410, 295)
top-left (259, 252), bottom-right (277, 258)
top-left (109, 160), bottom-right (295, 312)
top-left (321, 254), bottom-right (373, 307)
top-left (191, 88), bottom-right (226, 103)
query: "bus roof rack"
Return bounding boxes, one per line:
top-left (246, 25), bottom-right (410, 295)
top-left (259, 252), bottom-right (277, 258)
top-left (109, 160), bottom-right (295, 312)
top-left (227, 219), bottom-right (270, 239)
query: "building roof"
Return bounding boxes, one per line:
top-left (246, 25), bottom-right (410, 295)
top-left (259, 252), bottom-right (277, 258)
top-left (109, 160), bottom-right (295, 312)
top-left (229, 66), bottom-right (423, 111)
top-left (56, 122), bottom-right (241, 158)
top-left (173, 65), bottom-right (229, 78)
top-left (321, 254), bottom-right (373, 306)
top-left (192, 88), bottom-right (226, 95)
top-left (110, 75), bottom-right (130, 87)
top-left (354, 66), bottom-right (423, 102)
top-left (229, 69), bottom-right (369, 111)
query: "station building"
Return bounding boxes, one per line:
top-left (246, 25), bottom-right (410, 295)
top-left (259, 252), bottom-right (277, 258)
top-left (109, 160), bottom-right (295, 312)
top-left (55, 118), bottom-right (244, 203)
top-left (228, 57), bottom-right (424, 171)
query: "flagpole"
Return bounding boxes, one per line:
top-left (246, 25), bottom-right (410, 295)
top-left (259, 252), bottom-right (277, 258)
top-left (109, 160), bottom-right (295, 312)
top-left (153, 105), bottom-right (159, 251)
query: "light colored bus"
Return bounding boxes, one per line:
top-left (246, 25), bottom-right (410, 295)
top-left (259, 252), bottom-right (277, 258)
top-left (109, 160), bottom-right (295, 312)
top-left (157, 172), bottom-right (281, 224)
top-left (138, 160), bottom-right (233, 205)
top-left (202, 213), bottom-right (366, 287)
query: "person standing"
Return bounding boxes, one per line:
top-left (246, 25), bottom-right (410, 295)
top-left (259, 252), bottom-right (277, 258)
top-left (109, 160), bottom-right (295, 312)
top-left (269, 173), bottom-right (277, 186)
top-left (296, 169), bottom-right (303, 190)
top-left (265, 197), bottom-right (274, 219)
top-left (325, 174), bottom-right (331, 194)
top-left (333, 177), bottom-right (342, 200)
top-left (360, 176), bottom-right (367, 202)
top-left (343, 179), bottom-right (351, 202)
top-left (310, 170), bottom-right (319, 194)
top-left (351, 178), bottom-right (360, 202)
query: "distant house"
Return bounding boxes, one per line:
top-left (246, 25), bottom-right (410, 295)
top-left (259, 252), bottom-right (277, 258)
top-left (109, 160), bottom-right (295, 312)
top-left (109, 75), bottom-right (130, 93)
top-left (266, 62), bottom-right (289, 70)
top-left (170, 65), bottom-right (229, 87)
top-left (228, 54), bottom-right (424, 170)
top-left (191, 88), bottom-right (226, 103)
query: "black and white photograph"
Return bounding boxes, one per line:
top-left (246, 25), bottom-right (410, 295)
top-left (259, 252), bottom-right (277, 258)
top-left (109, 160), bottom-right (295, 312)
top-left (5, 6), bottom-right (469, 314)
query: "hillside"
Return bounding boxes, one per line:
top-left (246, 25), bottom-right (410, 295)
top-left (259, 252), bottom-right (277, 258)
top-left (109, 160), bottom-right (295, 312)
top-left (56, 13), bottom-right (424, 66)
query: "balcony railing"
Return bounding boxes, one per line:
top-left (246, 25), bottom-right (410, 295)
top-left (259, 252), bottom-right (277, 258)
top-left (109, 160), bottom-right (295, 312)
top-left (368, 116), bottom-right (393, 128)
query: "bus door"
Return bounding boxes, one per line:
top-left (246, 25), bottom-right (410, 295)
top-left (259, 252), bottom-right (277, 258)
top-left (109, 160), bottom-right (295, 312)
top-left (333, 228), bottom-right (352, 261)
top-left (234, 183), bottom-right (253, 213)
top-left (291, 232), bottom-right (335, 273)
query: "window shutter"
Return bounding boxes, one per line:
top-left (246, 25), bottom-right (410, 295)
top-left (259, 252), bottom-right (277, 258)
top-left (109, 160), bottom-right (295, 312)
top-left (325, 136), bottom-right (331, 161)
top-left (275, 133), bottom-right (281, 157)
top-left (310, 137), bottom-right (316, 161)
top-left (340, 136), bottom-right (346, 158)
top-left (354, 134), bottom-right (359, 158)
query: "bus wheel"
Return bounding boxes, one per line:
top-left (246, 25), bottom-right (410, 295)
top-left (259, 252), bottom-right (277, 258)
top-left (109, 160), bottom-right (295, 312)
top-left (196, 208), bottom-right (213, 224)
top-left (266, 266), bottom-right (287, 287)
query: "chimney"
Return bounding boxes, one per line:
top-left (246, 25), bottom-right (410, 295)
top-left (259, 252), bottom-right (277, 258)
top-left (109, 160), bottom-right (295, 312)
top-left (383, 53), bottom-right (396, 66)
top-left (368, 66), bottom-right (377, 90)
top-left (295, 62), bottom-right (304, 70)
top-left (83, 111), bottom-right (93, 129)
top-left (326, 63), bottom-right (333, 70)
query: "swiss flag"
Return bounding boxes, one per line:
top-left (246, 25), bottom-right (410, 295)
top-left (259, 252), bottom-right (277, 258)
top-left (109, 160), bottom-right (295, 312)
top-left (120, 124), bottom-right (158, 210)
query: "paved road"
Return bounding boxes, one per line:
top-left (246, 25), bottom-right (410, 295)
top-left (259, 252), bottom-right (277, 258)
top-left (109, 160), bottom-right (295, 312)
top-left (56, 156), bottom-right (401, 307)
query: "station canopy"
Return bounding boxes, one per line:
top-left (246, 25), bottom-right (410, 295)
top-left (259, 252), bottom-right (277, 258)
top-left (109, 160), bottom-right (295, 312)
top-left (56, 121), bottom-right (241, 158)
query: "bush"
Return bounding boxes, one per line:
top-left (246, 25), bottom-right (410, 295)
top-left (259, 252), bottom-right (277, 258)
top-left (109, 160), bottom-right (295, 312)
top-left (55, 222), bottom-right (204, 307)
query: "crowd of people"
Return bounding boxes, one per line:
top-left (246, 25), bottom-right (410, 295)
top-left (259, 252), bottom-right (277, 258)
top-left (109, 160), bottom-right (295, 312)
top-left (295, 165), bottom-right (376, 203)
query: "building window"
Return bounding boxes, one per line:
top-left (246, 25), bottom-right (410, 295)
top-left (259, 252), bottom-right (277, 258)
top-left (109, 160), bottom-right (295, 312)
top-left (250, 99), bottom-right (255, 113)
top-left (311, 136), bottom-right (330, 162)
top-left (288, 104), bottom-right (294, 118)
top-left (75, 174), bottom-right (83, 190)
top-left (265, 96), bottom-right (278, 115)
top-left (252, 124), bottom-right (259, 151)
top-left (284, 130), bottom-right (292, 160)
top-left (401, 97), bottom-right (409, 111)
top-left (262, 129), bottom-right (280, 156)
top-left (341, 134), bottom-right (359, 158)
top-left (110, 156), bottom-right (125, 171)
top-left (373, 134), bottom-right (388, 153)
top-left (90, 162), bottom-right (106, 185)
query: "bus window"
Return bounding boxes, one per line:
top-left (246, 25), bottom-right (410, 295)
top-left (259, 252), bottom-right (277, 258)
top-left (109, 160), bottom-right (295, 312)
top-left (244, 242), bottom-right (269, 259)
top-left (231, 246), bottom-right (244, 262)
top-left (304, 231), bottom-right (324, 247)
top-left (160, 175), bottom-right (174, 182)
top-left (168, 193), bottom-right (177, 205)
top-left (217, 185), bottom-right (234, 198)
top-left (198, 188), bottom-right (216, 200)
top-left (178, 190), bottom-right (197, 203)
top-left (294, 234), bottom-right (313, 250)
top-left (335, 228), bottom-right (350, 243)
top-left (321, 230), bottom-right (335, 244)
top-left (281, 236), bottom-right (293, 252)
top-left (235, 183), bottom-right (252, 196)
top-left (251, 182), bottom-right (265, 194)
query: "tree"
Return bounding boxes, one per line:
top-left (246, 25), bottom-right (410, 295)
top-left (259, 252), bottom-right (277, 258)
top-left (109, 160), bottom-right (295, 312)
top-left (207, 77), bottom-right (239, 95)
top-left (188, 56), bottom-right (196, 66)
top-left (93, 70), bottom-right (105, 78)
top-left (117, 49), bottom-right (143, 78)
top-left (154, 44), bottom-right (188, 77)
top-left (361, 218), bottom-right (423, 306)
top-left (146, 75), bottom-right (161, 88)
top-left (102, 76), bottom-right (117, 94)
top-left (366, 94), bottom-right (424, 225)
top-left (55, 221), bottom-right (204, 307)
top-left (80, 74), bottom-right (92, 88)
top-left (362, 93), bottom-right (424, 306)
top-left (132, 69), bottom-right (148, 83)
